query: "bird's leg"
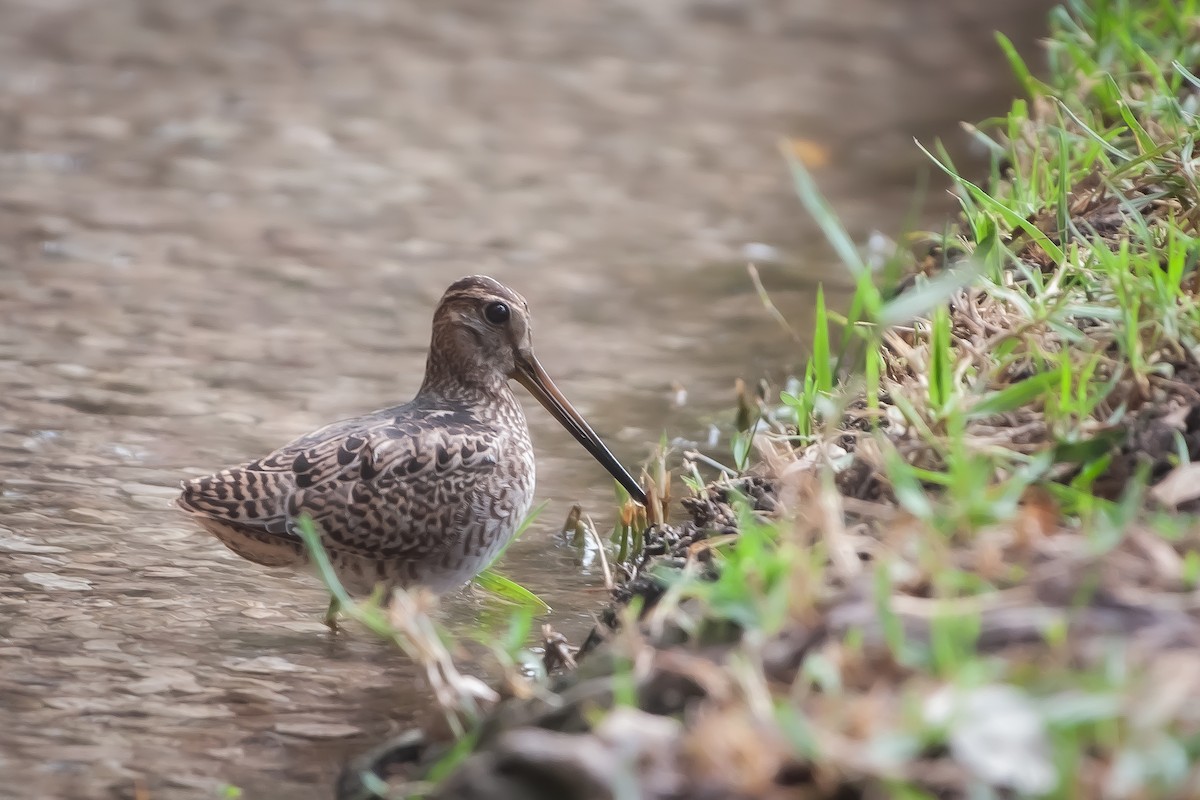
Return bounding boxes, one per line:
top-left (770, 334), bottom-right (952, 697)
top-left (323, 595), bottom-right (341, 633)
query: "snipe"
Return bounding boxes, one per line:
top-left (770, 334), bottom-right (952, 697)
top-left (178, 276), bottom-right (645, 624)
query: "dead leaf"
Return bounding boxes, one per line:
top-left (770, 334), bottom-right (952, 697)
top-left (1149, 462), bottom-right (1200, 509)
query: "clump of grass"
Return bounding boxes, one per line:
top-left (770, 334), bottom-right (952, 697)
top-left (653, 0), bottom-right (1200, 793)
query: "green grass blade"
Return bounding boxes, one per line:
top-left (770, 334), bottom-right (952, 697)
top-left (1173, 60), bottom-right (1200, 91)
top-left (1109, 75), bottom-right (1158, 155)
top-left (915, 139), bottom-right (1066, 264)
top-left (782, 143), bottom-right (866, 276)
top-left (296, 514), bottom-right (354, 610)
top-left (928, 305), bottom-right (954, 411)
top-left (473, 570), bottom-right (552, 611)
top-left (970, 369), bottom-right (1062, 418)
top-left (877, 264), bottom-right (982, 327)
top-left (995, 31), bottom-right (1052, 98)
top-left (1054, 99), bottom-right (1131, 161)
top-left (812, 286), bottom-right (832, 392)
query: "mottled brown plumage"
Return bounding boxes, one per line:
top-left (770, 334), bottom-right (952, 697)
top-left (178, 276), bottom-right (646, 611)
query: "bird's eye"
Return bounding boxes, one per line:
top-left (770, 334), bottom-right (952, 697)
top-left (484, 302), bottom-right (510, 325)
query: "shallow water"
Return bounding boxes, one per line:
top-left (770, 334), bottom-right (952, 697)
top-left (0, 0), bottom-right (1052, 797)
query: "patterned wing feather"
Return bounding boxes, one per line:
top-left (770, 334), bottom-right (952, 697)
top-left (178, 410), bottom-right (502, 560)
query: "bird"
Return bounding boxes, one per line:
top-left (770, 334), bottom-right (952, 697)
top-left (177, 275), bottom-right (646, 627)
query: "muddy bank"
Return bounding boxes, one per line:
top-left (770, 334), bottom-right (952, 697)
top-left (340, 469), bottom-right (1200, 798)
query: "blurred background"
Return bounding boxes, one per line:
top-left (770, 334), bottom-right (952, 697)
top-left (0, 1), bottom-right (1053, 797)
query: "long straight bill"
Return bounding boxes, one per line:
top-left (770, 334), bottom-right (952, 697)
top-left (514, 355), bottom-right (647, 506)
